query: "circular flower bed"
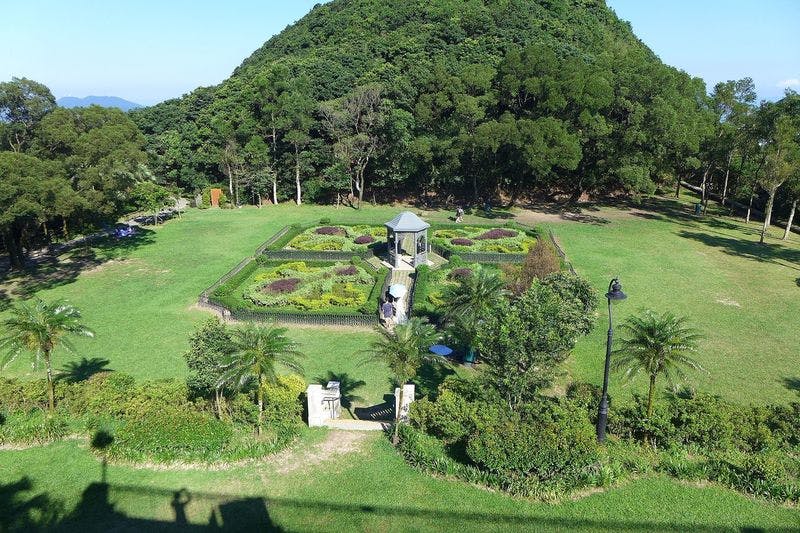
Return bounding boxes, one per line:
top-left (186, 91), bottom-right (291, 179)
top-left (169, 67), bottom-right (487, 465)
top-left (451, 238), bottom-right (474, 246)
top-left (354, 235), bottom-right (375, 244)
top-left (315, 226), bottom-right (345, 236)
top-left (263, 278), bottom-right (302, 294)
top-left (474, 228), bottom-right (518, 240)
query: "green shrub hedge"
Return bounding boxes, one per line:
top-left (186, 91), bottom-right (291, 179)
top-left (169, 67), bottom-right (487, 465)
top-left (404, 377), bottom-right (800, 503)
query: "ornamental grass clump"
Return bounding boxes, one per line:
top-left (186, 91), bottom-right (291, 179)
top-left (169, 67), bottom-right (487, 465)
top-left (263, 278), bottom-right (302, 294)
top-left (474, 228), bottom-right (517, 240)
top-left (354, 235), bottom-right (375, 244)
top-left (315, 226), bottom-right (345, 235)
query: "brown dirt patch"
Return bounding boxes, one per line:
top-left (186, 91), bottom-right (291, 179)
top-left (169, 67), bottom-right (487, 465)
top-left (271, 430), bottom-right (370, 475)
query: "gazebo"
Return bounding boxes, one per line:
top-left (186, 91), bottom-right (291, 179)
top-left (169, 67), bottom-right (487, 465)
top-left (385, 211), bottom-right (430, 268)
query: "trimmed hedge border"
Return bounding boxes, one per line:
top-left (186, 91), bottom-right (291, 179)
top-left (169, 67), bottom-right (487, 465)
top-left (199, 228), bottom-right (389, 326)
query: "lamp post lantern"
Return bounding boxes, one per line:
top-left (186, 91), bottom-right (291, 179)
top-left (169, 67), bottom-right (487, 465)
top-left (596, 278), bottom-right (626, 443)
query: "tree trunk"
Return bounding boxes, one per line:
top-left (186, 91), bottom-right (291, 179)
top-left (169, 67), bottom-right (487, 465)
top-left (257, 376), bottom-right (263, 436)
top-left (62, 217), bottom-right (69, 239)
top-left (226, 162), bottom-right (234, 198)
top-left (721, 151), bottom-right (733, 207)
top-left (214, 387), bottom-right (223, 419)
top-left (272, 178), bottom-right (278, 206)
top-left (45, 348), bottom-right (55, 413)
top-left (4, 227), bottom-right (25, 270)
top-left (646, 374), bottom-right (656, 419)
top-left (294, 145), bottom-right (302, 206)
top-left (700, 165), bottom-right (710, 207)
top-left (783, 199), bottom-right (797, 241)
top-left (760, 186), bottom-right (777, 244)
top-left (675, 178), bottom-right (681, 199)
top-left (746, 193), bottom-right (754, 223)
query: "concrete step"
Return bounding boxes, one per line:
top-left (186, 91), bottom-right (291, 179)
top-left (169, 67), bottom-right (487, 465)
top-left (324, 419), bottom-right (391, 431)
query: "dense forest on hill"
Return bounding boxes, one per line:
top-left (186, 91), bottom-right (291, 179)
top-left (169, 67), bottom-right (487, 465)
top-left (2, 0), bottom-right (799, 268)
top-left (131, 0), bottom-right (710, 205)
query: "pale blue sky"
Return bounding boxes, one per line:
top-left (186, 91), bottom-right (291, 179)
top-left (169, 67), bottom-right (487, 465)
top-left (1, 1), bottom-right (797, 106)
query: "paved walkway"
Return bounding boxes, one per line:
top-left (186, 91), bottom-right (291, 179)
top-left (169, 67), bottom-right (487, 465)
top-left (324, 419), bottom-right (391, 431)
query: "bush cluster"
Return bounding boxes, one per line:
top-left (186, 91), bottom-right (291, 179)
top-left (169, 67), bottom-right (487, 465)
top-left (0, 371), bottom-right (303, 464)
top-left (402, 376), bottom-right (800, 503)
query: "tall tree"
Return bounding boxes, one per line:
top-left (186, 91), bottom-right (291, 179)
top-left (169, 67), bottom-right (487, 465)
top-left (320, 84), bottom-right (387, 208)
top-left (476, 282), bottom-right (591, 410)
top-left (279, 75), bottom-right (316, 205)
top-left (0, 299), bottom-right (94, 412)
top-left (363, 317), bottom-right (439, 441)
top-left (0, 77), bottom-right (56, 152)
top-left (612, 310), bottom-right (704, 418)
top-left (217, 324), bottom-right (304, 435)
top-left (758, 114), bottom-right (799, 243)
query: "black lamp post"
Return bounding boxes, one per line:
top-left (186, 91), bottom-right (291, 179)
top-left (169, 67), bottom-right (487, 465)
top-left (596, 278), bottom-right (626, 443)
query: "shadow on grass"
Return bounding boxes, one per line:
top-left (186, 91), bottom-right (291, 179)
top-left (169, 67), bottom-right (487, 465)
top-left (416, 359), bottom-right (457, 399)
top-left (56, 358), bottom-right (112, 383)
top-left (677, 230), bottom-right (800, 271)
top-left (3, 476), bottom-right (797, 532)
top-left (782, 377), bottom-right (800, 394)
top-left (314, 371), bottom-right (366, 418)
top-left (354, 394), bottom-right (394, 421)
top-left (0, 229), bottom-right (156, 300)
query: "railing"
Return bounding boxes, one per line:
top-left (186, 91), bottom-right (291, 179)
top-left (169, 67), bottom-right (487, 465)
top-left (547, 228), bottom-right (577, 275)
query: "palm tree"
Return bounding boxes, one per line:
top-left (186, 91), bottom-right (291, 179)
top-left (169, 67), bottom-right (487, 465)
top-left (315, 371), bottom-right (366, 418)
top-left (363, 317), bottom-right (440, 441)
top-left (217, 323), bottom-right (304, 434)
top-left (441, 268), bottom-right (507, 360)
top-left (612, 310), bottom-right (705, 418)
top-left (0, 298), bottom-right (94, 413)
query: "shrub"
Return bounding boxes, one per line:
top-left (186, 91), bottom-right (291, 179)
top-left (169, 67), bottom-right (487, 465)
top-left (474, 228), bottom-right (517, 240)
top-left (0, 410), bottom-right (70, 445)
top-left (318, 217), bottom-right (331, 225)
top-left (0, 378), bottom-right (48, 412)
top-left (466, 399), bottom-right (599, 489)
top-left (109, 405), bottom-right (233, 463)
top-left (264, 278), bottom-right (302, 294)
top-left (84, 373), bottom-right (136, 417)
top-left (450, 238), bottom-right (474, 246)
top-left (263, 374), bottom-right (305, 429)
top-left (354, 235), bottom-right (375, 244)
top-left (315, 226), bottom-right (345, 235)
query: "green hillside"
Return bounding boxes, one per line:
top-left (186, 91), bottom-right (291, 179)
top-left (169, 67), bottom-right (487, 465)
top-left (133, 0), bottom-right (708, 204)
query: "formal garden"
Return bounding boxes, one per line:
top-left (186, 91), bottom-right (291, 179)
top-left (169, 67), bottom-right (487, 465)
top-left (1, 199), bottom-right (799, 530)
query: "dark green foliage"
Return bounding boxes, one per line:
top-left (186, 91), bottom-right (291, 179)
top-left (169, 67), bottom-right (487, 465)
top-left (476, 279), bottom-right (594, 407)
top-left (132, 0), bottom-right (713, 203)
top-left (465, 398), bottom-right (599, 490)
top-left (108, 405), bottom-right (233, 462)
top-left (0, 410), bottom-right (69, 445)
top-left (184, 318), bottom-right (234, 401)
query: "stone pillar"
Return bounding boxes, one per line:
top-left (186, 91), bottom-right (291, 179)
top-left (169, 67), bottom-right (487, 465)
top-left (307, 384), bottom-right (325, 427)
top-left (394, 383), bottom-right (415, 423)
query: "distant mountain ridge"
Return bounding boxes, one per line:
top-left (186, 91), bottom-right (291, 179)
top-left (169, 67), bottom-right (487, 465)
top-left (57, 95), bottom-right (142, 111)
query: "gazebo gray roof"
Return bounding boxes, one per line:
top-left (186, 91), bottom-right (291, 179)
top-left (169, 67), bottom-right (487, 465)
top-left (384, 211), bottom-right (430, 232)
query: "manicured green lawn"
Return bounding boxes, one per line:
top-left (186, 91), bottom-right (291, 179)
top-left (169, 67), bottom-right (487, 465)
top-left (2, 195), bottom-right (798, 405)
top-left (2, 434), bottom-right (798, 531)
top-left (2, 199), bottom-right (800, 530)
top-left (554, 192), bottom-right (800, 405)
